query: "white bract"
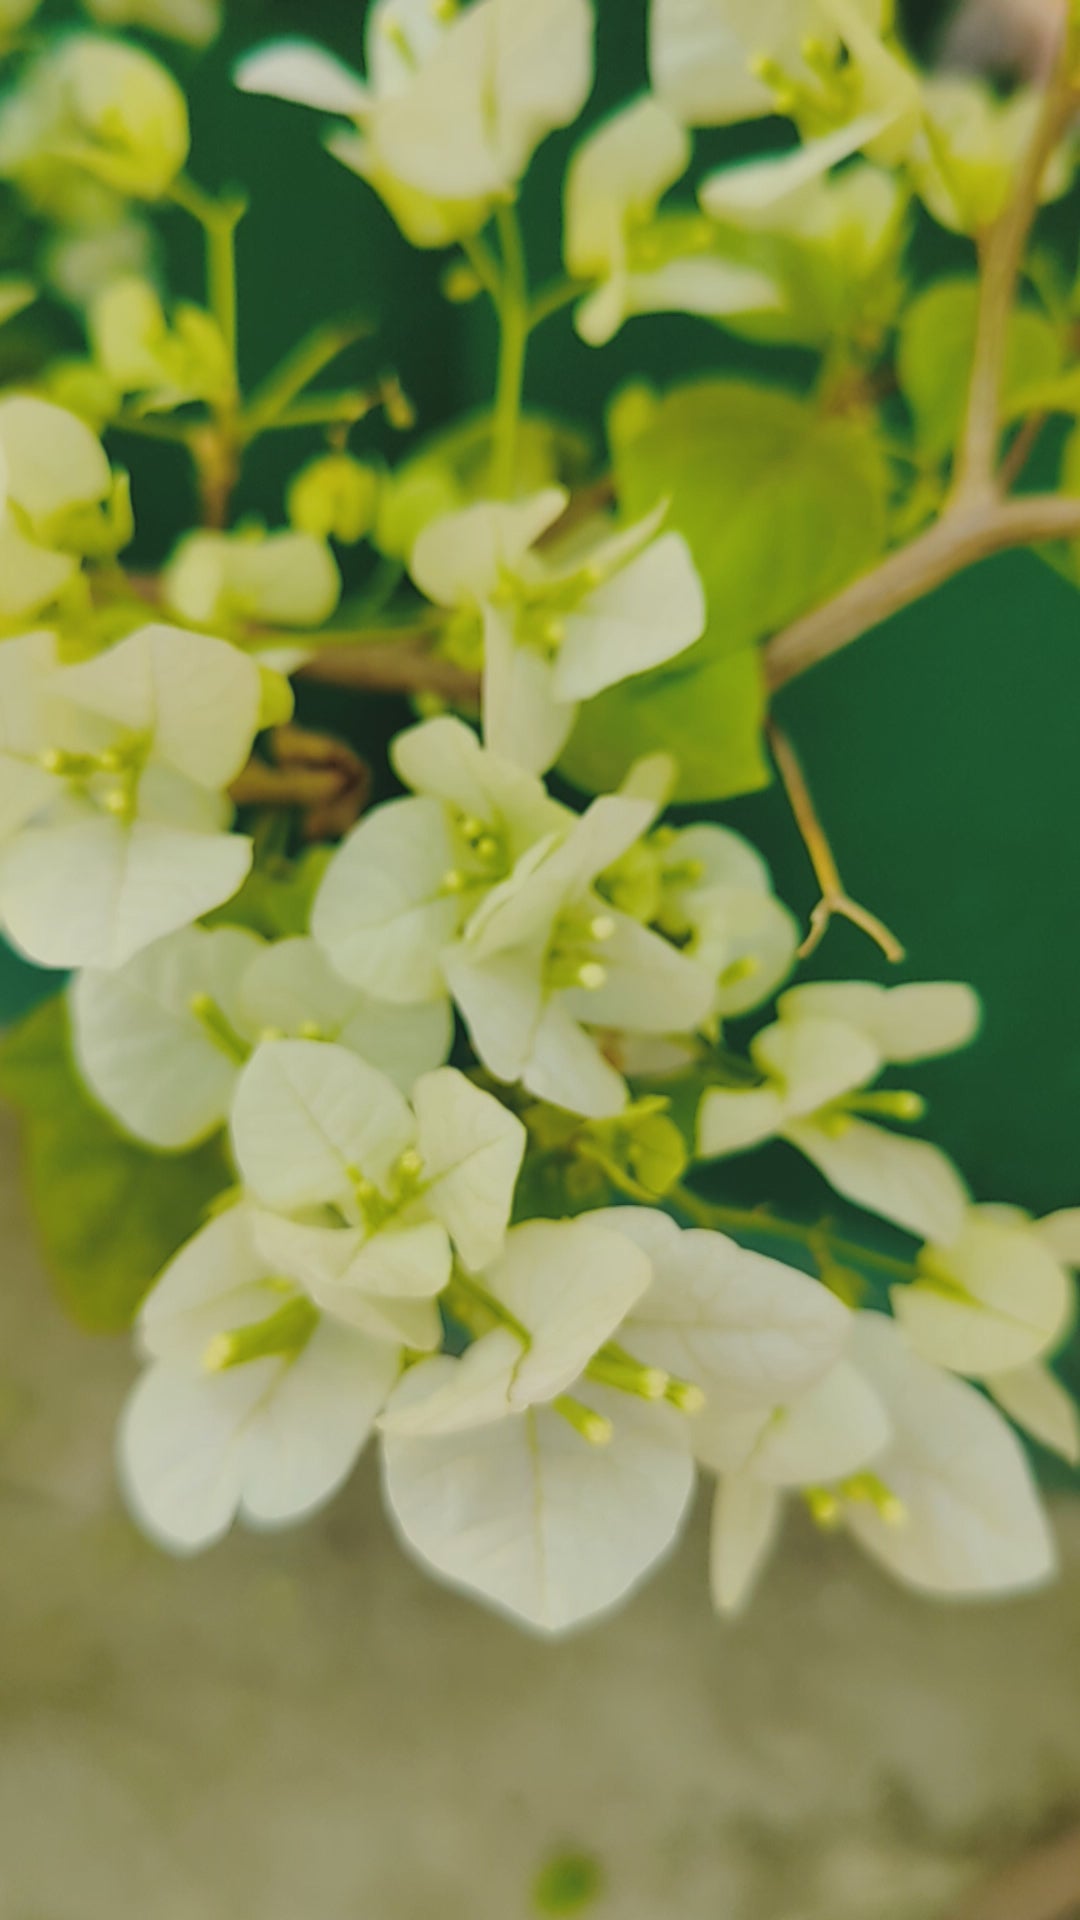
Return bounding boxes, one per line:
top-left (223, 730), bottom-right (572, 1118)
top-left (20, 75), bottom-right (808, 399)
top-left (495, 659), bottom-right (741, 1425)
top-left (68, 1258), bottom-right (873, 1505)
top-left (0, 623), bottom-right (269, 969)
top-left (120, 1203), bottom-right (400, 1553)
top-left (907, 76), bottom-right (1074, 236)
top-left (650, 0), bottom-right (904, 130)
top-left (230, 1039), bottom-right (525, 1349)
top-left (0, 33), bottom-right (191, 208)
top-left (891, 1205), bottom-right (1078, 1462)
top-left (71, 928), bottom-right (452, 1149)
top-left (842, 1312), bottom-right (1057, 1598)
top-left (651, 822), bottom-right (799, 1021)
top-left (564, 94), bottom-right (778, 346)
top-left (381, 1215), bottom-right (695, 1633)
top-left (83, 0), bottom-right (223, 48)
top-left (312, 713), bottom-right (569, 1004)
top-left (89, 276), bottom-right (233, 413)
top-left (0, 395), bottom-right (123, 621)
top-left (707, 1309), bottom-right (1056, 1610)
top-left (235, 0), bottom-right (593, 247)
top-left (587, 1206), bottom-right (851, 1410)
top-left (444, 789), bottom-right (715, 1116)
top-left (164, 527), bottom-right (342, 634)
top-left (410, 489), bottom-right (706, 773)
top-left (697, 981), bottom-right (979, 1242)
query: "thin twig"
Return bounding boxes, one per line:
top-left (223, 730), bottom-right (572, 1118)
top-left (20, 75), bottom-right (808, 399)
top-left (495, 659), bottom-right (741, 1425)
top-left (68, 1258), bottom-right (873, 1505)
top-left (948, 1823), bottom-right (1080, 1920)
top-left (298, 635), bottom-right (480, 704)
top-left (951, 21), bottom-right (1077, 506)
top-left (1000, 412), bottom-right (1048, 491)
top-left (764, 493), bottom-right (1080, 691)
top-left (767, 720), bottom-right (905, 964)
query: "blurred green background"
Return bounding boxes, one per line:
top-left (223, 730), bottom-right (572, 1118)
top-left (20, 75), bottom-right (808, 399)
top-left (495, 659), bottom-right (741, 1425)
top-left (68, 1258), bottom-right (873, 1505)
top-left (3, 0), bottom-right (1077, 1229)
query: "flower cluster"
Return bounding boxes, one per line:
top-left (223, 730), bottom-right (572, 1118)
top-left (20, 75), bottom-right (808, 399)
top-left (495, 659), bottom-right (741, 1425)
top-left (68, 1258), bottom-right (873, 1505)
top-left (0, 0), bottom-right (1077, 1637)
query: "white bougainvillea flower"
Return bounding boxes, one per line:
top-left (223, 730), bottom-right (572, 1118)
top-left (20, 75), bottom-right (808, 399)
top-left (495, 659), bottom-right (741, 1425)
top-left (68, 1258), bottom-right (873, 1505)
top-left (988, 1361), bottom-right (1080, 1469)
top-left (230, 1039), bottom-right (525, 1348)
top-left (699, 112), bottom-right (895, 228)
top-left (312, 713), bottom-right (569, 1003)
top-left (707, 1341), bottom-right (892, 1613)
top-left (564, 94), bottom-right (778, 346)
top-left (0, 33), bottom-right (191, 205)
top-left (697, 982), bottom-right (978, 1242)
top-left (410, 490), bottom-right (706, 774)
top-left (120, 1204), bottom-right (400, 1553)
top-left (652, 0), bottom-right (920, 176)
top-left (907, 76), bottom-right (1074, 237)
top-left (841, 1312), bottom-right (1057, 1598)
top-left (650, 0), bottom-right (885, 126)
top-left (164, 526), bottom-right (342, 634)
top-left (89, 276), bottom-right (234, 414)
top-left (706, 1310), bottom-right (1056, 1611)
top-left (83, 0), bottom-right (222, 49)
top-left (381, 1215), bottom-right (696, 1633)
top-left (235, 0), bottom-right (593, 248)
top-left (890, 1205), bottom-right (1078, 1460)
top-left (43, 212), bottom-right (156, 313)
top-left (0, 395), bottom-right (119, 620)
top-left (652, 822), bottom-right (800, 1020)
top-left (71, 923), bottom-right (264, 1149)
top-left (444, 790), bottom-right (715, 1117)
top-left (0, 623), bottom-right (266, 970)
top-left (586, 1205), bottom-right (851, 1411)
top-left (239, 936), bottom-right (453, 1093)
top-left (70, 928), bottom-right (453, 1150)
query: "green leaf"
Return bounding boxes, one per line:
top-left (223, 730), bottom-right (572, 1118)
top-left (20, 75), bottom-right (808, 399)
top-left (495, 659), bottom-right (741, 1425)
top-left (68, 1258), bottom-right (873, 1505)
top-left (0, 996), bottom-right (230, 1333)
top-left (560, 645), bottom-right (770, 804)
top-left (562, 378), bottom-right (887, 803)
top-left (1011, 362), bottom-right (1080, 419)
top-left (610, 378), bottom-right (891, 656)
top-left (897, 279), bottom-right (1062, 457)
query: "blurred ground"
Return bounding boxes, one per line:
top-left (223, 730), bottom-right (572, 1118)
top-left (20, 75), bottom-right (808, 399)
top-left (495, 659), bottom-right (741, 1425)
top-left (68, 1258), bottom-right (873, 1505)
top-left (1, 1108), bottom-right (1079, 1920)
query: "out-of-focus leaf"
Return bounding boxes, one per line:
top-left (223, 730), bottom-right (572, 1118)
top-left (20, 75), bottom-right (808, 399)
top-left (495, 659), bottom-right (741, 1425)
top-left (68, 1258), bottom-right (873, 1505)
top-left (561, 646), bottom-right (770, 804)
top-left (610, 377), bottom-right (891, 655)
top-left (561, 377), bottom-right (888, 802)
top-left (897, 279), bottom-right (1062, 456)
top-left (0, 995), bottom-right (230, 1333)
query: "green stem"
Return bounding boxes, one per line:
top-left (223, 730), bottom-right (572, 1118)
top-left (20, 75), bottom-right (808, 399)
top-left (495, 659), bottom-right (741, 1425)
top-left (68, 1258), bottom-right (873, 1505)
top-left (169, 175), bottom-right (245, 389)
top-left (110, 412), bottom-right (197, 447)
top-left (252, 392), bottom-right (379, 434)
top-left (491, 202), bottom-right (530, 499)
top-left (669, 1182), bottom-right (915, 1285)
top-left (459, 231), bottom-right (503, 306)
top-left (529, 277), bottom-right (588, 329)
top-left (241, 314), bottom-right (373, 441)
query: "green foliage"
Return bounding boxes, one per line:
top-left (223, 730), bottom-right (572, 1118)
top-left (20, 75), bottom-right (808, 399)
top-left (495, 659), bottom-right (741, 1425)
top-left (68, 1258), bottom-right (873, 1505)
top-left (532, 1851), bottom-right (605, 1915)
top-left (561, 646), bottom-right (769, 805)
top-left (562, 378), bottom-right (888, 802)
top-left (897, 279), bottom-right (1062, 457)
top-left (0, 996), bottom-right (231, 1333)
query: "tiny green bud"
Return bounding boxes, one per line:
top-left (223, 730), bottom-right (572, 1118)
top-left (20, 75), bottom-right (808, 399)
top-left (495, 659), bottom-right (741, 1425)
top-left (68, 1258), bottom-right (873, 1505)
top-left (441, 259), bottom-right (481, 303)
